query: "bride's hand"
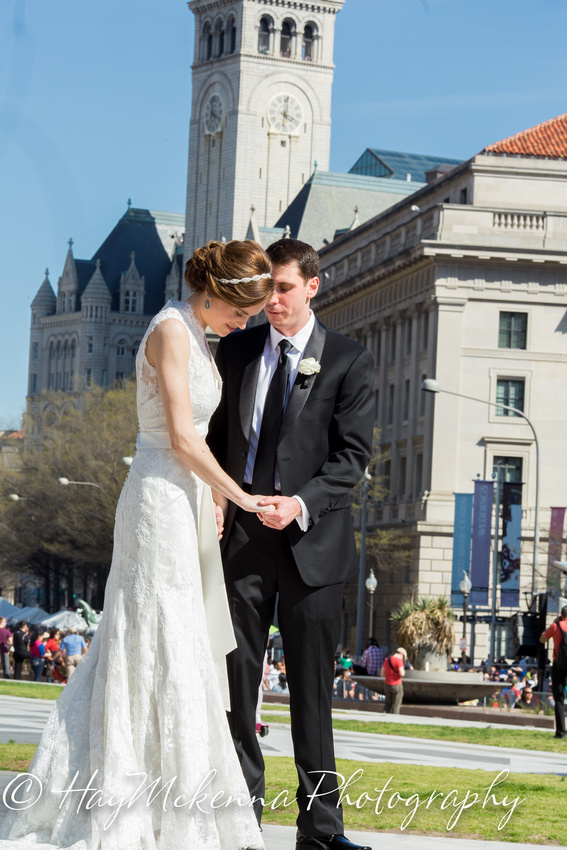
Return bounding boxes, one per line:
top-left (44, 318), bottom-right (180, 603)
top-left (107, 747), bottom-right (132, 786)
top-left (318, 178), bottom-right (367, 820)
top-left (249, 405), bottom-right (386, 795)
top-left (239, 493), bottom-right (276, 514)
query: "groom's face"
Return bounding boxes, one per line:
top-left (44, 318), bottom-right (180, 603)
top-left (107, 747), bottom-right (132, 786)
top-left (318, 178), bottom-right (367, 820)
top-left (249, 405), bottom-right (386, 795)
top-left (265, 261), bottom-right (319, 337)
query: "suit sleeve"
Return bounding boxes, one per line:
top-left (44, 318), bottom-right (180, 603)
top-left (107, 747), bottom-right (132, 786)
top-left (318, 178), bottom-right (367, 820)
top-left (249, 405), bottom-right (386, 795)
top-left (206, 338), bottom-right (228, 469)
top-left (295, 347), bottom-right (374, 525)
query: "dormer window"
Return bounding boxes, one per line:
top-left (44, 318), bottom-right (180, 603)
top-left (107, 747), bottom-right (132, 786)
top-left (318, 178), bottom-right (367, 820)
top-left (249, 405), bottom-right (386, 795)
top-left (258, 17), bottom-right (270, 54)
top-left (124, 290), bottom-right (138, 313)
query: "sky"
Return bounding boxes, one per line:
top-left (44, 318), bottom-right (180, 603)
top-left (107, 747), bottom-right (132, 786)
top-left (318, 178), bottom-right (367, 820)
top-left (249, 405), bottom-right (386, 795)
top-left (0, 0), bottom-right (566, 426)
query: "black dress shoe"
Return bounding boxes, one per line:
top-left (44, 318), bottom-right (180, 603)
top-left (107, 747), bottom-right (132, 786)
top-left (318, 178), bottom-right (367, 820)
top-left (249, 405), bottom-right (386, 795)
top-left (296, 833), bottom-right (372, 850)
top-left (553, 732), bottom-right (565, 739)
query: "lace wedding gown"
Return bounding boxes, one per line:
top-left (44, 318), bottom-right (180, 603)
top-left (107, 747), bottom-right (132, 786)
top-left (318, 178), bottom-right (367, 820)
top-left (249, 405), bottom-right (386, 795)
top-left (0, 301), bottom-right (263, 850)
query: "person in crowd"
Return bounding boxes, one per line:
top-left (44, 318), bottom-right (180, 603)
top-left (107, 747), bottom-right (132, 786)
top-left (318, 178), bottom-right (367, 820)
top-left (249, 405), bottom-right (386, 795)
top-left (334, 667), bottom-right (355, 700)
top-left (515, 686), bottom-right (540, 710)
top-left (271, 673), bottom-right (289, 694)
top-left (12, 621), bottom-right (30, 680)
top-left (359, 637), bottom-right (385, 676)
top-left (30, 631), bottom-right (51, 682)
top-left (380, 647), bottom-right (407, 714)
top-left (0, 617), bottom-right (12, 679)
top-left (59, 628), bottom-right (87, 678)
top-left (540, 605), bottom-right (567, 739)
top-left (44, 629), bottom-right (62, 683)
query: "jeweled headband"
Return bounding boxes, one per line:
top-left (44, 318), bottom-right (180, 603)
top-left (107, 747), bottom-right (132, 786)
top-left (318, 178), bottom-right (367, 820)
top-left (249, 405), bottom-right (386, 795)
top-left (215, 273), bottom-right (272, 285)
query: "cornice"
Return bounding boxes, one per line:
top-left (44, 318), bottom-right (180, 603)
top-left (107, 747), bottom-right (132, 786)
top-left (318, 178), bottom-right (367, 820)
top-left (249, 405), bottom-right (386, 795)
top-left (192, 52), bottom-right (334, 71)
top-left (190, 0), bottom-right (343, 13)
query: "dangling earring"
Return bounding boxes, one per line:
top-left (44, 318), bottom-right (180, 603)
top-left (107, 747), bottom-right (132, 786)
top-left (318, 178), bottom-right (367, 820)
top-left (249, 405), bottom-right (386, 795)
top-left (205, 294), bottom-right (210, 309)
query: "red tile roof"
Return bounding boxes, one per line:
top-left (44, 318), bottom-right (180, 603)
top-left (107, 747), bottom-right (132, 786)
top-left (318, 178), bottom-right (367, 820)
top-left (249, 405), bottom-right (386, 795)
top-left (483, 113), bottom-right (567, 158)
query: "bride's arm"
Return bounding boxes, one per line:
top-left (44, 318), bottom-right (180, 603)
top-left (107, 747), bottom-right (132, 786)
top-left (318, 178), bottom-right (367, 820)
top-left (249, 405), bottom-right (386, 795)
top-left (145, 319), bottom-right (265, 514)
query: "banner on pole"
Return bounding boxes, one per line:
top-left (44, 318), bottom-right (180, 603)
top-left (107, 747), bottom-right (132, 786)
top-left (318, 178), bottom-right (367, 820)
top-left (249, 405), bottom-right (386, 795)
top-left (470, 480), bottom-right (494, 605)
top-left (548, 507), bottom-right (566, 569)
top-left (451, 493), bottom-right (473, 606)
top-left (500, 482), bottom-right (523, 608)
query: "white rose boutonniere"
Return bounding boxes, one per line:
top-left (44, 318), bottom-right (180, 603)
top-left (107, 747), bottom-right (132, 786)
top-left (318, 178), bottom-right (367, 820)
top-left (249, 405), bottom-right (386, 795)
top-left (298, 358), bottom-right (321, 376)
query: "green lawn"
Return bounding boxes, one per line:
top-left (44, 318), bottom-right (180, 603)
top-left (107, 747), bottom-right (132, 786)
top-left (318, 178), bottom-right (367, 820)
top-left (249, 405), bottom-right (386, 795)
top-left (262, 711), bottom-right (566, 754)
top-left (0, 681), bottom-right (63, 700)
top-left (0, 745), bottom-right (562, 844)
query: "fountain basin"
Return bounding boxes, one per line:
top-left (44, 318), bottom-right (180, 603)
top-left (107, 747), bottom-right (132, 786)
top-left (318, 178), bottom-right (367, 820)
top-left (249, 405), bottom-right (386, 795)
top-left (352, 670), bottom-right (506, 705)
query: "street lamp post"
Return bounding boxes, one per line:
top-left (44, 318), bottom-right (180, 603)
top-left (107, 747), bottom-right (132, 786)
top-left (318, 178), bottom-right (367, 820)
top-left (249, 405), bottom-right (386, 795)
top-left (459, 570), bottom-right (472, 667)
top-left (57, 478), bottom-right (103, 490)
top-left (422, 379), bottom-right (540, 599)
top-left (355, 469), bottom-right (372, 659)
top-left (366, 569), bottom-right (378, 639)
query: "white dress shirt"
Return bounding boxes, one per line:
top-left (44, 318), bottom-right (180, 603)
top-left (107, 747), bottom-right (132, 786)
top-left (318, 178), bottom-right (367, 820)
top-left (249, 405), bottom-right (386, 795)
top-left (244, 312), bottom-right (315, 531)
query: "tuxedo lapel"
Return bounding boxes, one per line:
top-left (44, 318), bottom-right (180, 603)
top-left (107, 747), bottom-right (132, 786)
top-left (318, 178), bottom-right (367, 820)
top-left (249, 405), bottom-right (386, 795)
top-left (279, 318), bottom-right (326, 443)
top-left (238, 325), bottom-right (269, 441)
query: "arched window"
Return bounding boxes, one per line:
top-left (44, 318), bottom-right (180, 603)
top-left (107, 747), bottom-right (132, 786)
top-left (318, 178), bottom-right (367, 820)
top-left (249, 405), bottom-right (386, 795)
top-left (226, 16), bottom-right (237, 54)
top-left (202, 22), bottom-right (213, 61)
top-left (258, 16), bottom-right (270, 54)
top-left (280, 20), bottom-right (294, 57)
top-left (117, 339), bottom-right (127, 358)
top-left (303, 24), bottom-right (315, 61)
top-left (214, 19), bottom-right (224, 57)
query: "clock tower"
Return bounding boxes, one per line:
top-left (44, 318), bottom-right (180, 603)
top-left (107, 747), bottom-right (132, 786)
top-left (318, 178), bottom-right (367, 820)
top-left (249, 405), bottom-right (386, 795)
top-left (183, 0), bottom-right (345, 264)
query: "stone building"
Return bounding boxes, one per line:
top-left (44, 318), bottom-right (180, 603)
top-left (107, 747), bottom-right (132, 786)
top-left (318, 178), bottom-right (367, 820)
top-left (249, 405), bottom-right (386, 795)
top-left (315, 113), bottom-right (567, 658)
top-left (28, 208), bottom-right (185, 403)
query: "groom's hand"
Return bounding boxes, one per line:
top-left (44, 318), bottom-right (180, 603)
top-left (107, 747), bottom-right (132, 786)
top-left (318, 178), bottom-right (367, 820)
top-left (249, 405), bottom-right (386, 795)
top-left (213, 502), bottom-right (225, 540)
top-left (257, 496), bottom-right (302, 530)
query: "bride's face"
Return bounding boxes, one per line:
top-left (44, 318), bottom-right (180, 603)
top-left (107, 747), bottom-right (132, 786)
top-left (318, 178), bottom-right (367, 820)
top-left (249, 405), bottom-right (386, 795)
top-left (208, 295), bottom-right (267, 336)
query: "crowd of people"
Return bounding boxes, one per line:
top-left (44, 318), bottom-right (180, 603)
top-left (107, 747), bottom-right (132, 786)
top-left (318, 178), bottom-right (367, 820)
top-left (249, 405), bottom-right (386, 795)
top-left (0, 617), bottom-right (89, 683)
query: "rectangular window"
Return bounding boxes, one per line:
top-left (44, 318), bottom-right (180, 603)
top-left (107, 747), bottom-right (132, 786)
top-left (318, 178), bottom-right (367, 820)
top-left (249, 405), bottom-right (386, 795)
top-left (383, 460), bottom-right (391, 495)
top-left (30, 374), bottom-right (37, 394)
top-left (422, 313), bottom-right (429, 350)
top-left (374, 389), bottom-right (380, 419)
top-left (415, 453), bottom-right (423, 496)
top-left (103, 338), bottom-right (108, 354)
top-left (374, 330), bottom-right (381, 365)
top-left (398, 456), bottom-right (407, 499)
top-left (85, 369), bottom-right (92, 388)
top-left (460, 188), bottom-right (468, 204)
top-left (49, 373), bottom-right (54, 389)
top-left (404, 321), bottom-right (412, 356)
top-left (403, 379), bottom-right (410, 421)
top-left (419, 374), bottom-right (427, 417)
top-left (387, 384), bottom-right (395, 425)
top-left (389, 325), bottom-right (396, 361)
top-left (63, 372), bottom-right (69, 391)
top-left (87, 336), bottom-right (94, 354)
top-left (499, 312), bottom-right (527, 349)
top-left (102, 369), bottom-right (107, 386)
top-left (496, 378), bottom-right (525, 416)
top-left (32, 342), bottom-right (39, 360)
top-left (493, 457), bottom-right (523, 497)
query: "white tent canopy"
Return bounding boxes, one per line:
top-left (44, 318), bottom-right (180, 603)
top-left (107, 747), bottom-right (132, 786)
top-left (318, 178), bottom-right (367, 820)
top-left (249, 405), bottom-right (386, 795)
top-left (40, 610), bottom-right (88, 632)
top-left (0, 597), bottom-right (20, 619)
top-left (6, 605), bottom-right (51, 625)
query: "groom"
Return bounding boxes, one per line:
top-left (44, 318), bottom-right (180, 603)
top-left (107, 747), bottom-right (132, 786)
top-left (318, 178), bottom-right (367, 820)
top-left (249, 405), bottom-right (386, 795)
top-left (207, 238), bottom-right (374, 850)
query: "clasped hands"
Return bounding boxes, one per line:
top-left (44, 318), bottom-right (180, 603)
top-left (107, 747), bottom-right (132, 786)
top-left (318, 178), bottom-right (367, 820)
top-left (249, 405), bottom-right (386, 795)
top-left (213, 495), bottom-right (302, 539)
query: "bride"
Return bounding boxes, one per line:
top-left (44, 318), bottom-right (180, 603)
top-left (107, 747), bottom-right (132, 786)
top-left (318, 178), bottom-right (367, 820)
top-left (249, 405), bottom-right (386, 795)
top-left (0, 240), bottom-right (274, 850)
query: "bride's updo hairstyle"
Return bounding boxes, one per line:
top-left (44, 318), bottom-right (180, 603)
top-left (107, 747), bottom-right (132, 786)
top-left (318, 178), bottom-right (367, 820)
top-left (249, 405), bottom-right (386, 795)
top-left (185, 240), bottom-right (273, 309)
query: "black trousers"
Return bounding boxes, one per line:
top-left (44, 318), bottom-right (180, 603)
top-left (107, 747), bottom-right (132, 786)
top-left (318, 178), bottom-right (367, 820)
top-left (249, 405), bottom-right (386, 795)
top-left (551, 663), bottom-right (566, 737)
top-left (223, 508), bottom-right (344, 836)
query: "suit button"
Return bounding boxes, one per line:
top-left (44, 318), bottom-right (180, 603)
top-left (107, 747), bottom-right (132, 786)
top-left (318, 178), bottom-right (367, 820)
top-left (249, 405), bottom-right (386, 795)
top-left (241, 451), bottom-right (247, 458)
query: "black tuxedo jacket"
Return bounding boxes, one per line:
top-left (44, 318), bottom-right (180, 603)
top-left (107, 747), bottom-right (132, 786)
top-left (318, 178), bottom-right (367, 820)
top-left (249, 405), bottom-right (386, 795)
top-left (207, 317), bottom-right (375, 587)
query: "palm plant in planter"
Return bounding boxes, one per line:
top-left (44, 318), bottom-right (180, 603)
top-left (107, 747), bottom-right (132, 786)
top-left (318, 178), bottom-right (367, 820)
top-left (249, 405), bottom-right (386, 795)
top-left (390, 596), bottom-right (455, 671)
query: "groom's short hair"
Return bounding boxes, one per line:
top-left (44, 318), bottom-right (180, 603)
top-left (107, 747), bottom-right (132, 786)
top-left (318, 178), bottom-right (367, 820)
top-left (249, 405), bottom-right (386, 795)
top-left (266, 238), bottom-right (319, 284)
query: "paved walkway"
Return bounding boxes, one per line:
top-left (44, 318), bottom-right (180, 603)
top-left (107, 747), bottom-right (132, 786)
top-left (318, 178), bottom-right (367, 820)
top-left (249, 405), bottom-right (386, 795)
top-left (1, 695), bottom-right (564, 848)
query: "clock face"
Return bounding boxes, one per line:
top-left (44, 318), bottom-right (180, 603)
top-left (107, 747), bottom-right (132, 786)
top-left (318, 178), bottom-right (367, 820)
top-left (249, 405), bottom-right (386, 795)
top-left (268, 93), bottom-right (303, 134)
top-left (204, 94), bottom-right (224, 133)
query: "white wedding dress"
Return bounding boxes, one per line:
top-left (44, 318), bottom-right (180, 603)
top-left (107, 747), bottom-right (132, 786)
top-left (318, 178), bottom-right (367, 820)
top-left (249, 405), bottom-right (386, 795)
top-left (0, 301), bottom-right (263, 850)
